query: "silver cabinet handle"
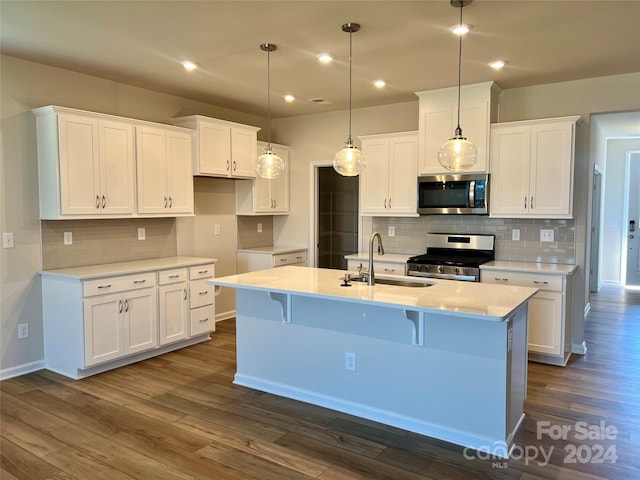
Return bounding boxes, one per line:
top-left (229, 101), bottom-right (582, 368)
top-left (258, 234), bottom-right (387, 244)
top-left (533, 280), bottom-right (549, 285)
top-left (280, 258), bottom-right (287, 262)
top-left (233, 160), bottom-right (237, 171)
top-left (183, 289), bottom-right (187, 300)
top-left (97, 284), bottom-right (112, 289)
top-left (164, 196), bottom-right (168, 208)
top-left (524, 196), bottom-right (527, 209)
top-left (226, 160), bottom-right (230, 171)
top-left (198, 291), bottom-right (208, 296)
top-left (388, 198), bottom-right (392, 209)
top-left (530, 197), bottom-right (534, 209)
top-left (119, 300), bottom-right (124, 314)
top-left (384, 198), bottom-right (387, 209)
top-left (101, 195), bottom-right (106, 208)
top-left (384, 268), bottom-right (395, 272)
top-left (133, 279), bottom-right (146, 284)
top-left (199, 318), bottom-right (209, 323)
top-left (168, 196), bottom-right (173, 208)
top-left (296, 256), bottom-right (303, 260)
top-left (198, 270), bottom-right (209, 275)
top-left (169, 274), bottom-right (181, 279)
top-left (494, 277), bottom-right (509, 282)
top-left (124, 299), bottom-right (129, 312)
top-left (96, 195), bottom-right (101, 209)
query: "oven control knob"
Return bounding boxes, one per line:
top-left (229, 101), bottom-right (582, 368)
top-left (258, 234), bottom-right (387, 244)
top-left (438, 266), bottom-right (445, 274)
top-left (423, 265), bottom-right (429, 272)
top-left (455, 267), bottom-right (460, 275)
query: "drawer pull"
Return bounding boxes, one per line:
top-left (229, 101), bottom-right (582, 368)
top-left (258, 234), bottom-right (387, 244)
top-left (296, 256), bottom-right (303, 260)
top-left (183, 289), bottom-right (187, 300)
top-left (119, 300), bottom-right (124, 314)
top-left (494, 278), bottom-right (509, 282)
top-left (198, 291), bottom-right (209, 296)
top-left (199, 318), bottom-right (209, 323)
top-left (198, 270), bottom-right (209, 275)
top-left (533, 281), bottom-right (549, 285)
top-left (169, 275), bottom-right (181, 279)
top-left (133, 279), bottom-right (146, 284)
top-left (97, 284), bottom-right (112, 289)
top-left (384, 268), bottom-right (395, 272)
top-left (280, 258), bottom-right (287, 262)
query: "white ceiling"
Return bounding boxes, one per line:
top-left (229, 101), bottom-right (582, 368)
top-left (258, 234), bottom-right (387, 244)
top-left (1, 1), bottom-right (639, 119)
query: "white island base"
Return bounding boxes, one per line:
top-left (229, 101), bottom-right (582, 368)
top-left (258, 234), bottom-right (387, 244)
top-left (231, 282), bottom-right (528, 457)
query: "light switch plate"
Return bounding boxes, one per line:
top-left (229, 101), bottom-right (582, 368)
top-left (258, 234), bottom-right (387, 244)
top-left (63, 231), bottom-right (73, 245)
top-left (257, 223), bottom-right (263, 233)
top-left (512, 229), bottom-right (520, 241)
top-left (2, 232), bottom-right (14, 249)
top-left (214, 224), bottom-right (221, 236)
top-left (540, 229), bottom-right (555, 242)
top-left (388, 226), bottom-right (396, 237)
top-left (138, 228), bottom-right (146, 240)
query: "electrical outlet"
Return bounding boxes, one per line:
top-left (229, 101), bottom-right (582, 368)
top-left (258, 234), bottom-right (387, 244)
top-left (540, 229), bottom-right (555, 242)
top-left (257, 223), bottom-right (263, 233)
top-left (18, 323), bottom-right (29, 339)
top-left (388, 226), bottom-right (396, 237)
top-left (138, 228), bottom-right (146, 240)
top-left (345, 352), bottom-right (356, 371)
top-left (63, 231), bottom-right (73, 245)
top-left (2, 232), bottom-right (14, 249)
top-left (214, 224), bottom-right (221, 236)
top-left (512, 228), bottom-right (520, 241)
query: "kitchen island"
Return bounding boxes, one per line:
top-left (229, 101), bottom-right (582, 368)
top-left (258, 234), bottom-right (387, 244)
top-left (208, 266), bottom-right (537, 456)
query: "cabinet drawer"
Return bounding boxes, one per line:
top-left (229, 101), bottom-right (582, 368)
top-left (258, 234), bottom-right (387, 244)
top-left (83, 272), bottom-right (156, 297)
top-left (481, 271), bottom-right (563, 292)
top-left (190, 279), bottom-right (214, 308)
top-left (273, 251), bottom-right (307, 267)
top-left (347, 259), bottom-right (407, 276)
top-left (189, 263), bottom-right (216, 280)
top-left (190, 305), bottom-right (215, 336)
top-left (158, 268), bottom-right (188, 285)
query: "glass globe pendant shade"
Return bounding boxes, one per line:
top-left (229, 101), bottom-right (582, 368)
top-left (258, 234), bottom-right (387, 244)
top-left (334, 138), bottom-right (366, 176)
top-left (438, 128), bottom-right (478, 172)
top-left (255, 145), bottom-right (285, 179)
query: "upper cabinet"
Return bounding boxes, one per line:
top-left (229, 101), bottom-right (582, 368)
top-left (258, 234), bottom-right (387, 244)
top-left (236, 142), bottom-right (290, 215)
top-left (359, 131), bottom-right (419, 217)
top-left (136, 125), bottom-right (194, 215)
top-left (33, 105), bottom-right (194, 219)
top-left (489, 116), bottom-right (580, 218)
top-left (34, 107), bottom-right (136, 219)
top-left (172, 115), bottom-right (260, 178)
top-left (415, 82), bottom-right (502, 175)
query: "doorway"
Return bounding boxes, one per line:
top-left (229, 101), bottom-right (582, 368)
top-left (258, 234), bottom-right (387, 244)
top-left (315, 166), bottom-right (359, 270)
top-left (624, 153), bottom-right (640, 287)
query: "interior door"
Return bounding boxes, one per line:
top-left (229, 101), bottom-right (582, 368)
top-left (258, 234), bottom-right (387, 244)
top-left (626, 155), bottom-right (640, 286)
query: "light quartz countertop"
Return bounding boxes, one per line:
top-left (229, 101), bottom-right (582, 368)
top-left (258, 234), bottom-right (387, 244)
top-left (344, 253), bottom-right (417, 264)
top-left (209, 265), bottom-right (537, 321)
top-left (481, 260), bottom-right (577, 275)
top-left (40, 256), bottom-right (217, 280)
top-left (236, 246), bottom-right (307, 255)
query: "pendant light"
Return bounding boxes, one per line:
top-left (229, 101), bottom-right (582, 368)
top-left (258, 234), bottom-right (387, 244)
top-left (255, 43), bottom-right (285, 179)
top-left (334, 22), bottom-right (366, 177)
top-left (438, 0), bottom-right (478, 172)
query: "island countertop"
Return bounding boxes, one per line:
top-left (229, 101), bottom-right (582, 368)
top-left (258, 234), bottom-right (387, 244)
top-left (209, 265), bottom-right (537, 321)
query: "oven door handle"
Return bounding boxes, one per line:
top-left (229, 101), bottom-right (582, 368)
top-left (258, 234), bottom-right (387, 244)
top-left (468, 180), bottom-right (475, 208)
top-left (408, 271), bottom-right (478, 282)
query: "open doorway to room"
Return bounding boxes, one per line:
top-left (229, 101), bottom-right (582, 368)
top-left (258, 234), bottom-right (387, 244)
top-left (312, 165), bottom-right (359, 270)
top-left (624, 153), bottom-right (640, 287)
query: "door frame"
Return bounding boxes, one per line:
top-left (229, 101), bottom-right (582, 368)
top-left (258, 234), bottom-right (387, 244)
top-left (589, 164), bottom-right (603, 293)
top-left (623, 151), bottom-right (640, 286)
top-left (308, 161), bottom-right (362, 267)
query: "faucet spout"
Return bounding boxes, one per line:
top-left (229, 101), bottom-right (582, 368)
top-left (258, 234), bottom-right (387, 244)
top-left (368, 232), bottom-right (385, 286)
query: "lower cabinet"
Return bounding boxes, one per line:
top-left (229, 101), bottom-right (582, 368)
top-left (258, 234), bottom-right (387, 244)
top-left (42, 258), bottom-right (216, 379)
top-left (346, 259), bottom-right (407, 276)
top-left (236, 248), bottom-right (307, 273)
top-left (480, 268), bottom-right (573, 366)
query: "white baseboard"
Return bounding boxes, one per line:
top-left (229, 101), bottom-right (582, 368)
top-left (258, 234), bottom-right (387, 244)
top-left (215, 310), bottom-right (236, 322)
top-left (584, 302), bottom-right (591, 318)
top-left (0, 360), bottom-right (46, 381)
top-left (572, 341), bottom-right (587, 355)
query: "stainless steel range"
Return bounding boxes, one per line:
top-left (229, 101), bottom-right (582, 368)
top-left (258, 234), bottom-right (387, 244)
top-left (407, 233), bottom-right (495, 282)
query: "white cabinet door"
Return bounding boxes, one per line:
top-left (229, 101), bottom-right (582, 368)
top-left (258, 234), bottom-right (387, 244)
top-left (158, 283), bottom-right (189, 345)
top-left (99, 119), bottom-right (135, 215)
top-left (528, 291), bottom-right (563, 356)
top-left (124, 288), bottom-right (157, 354)
top-left (489, 125), bottom-right (531, 216)
top-left (269, 145), bottom-right (290, 213)
top-left (58, 113), bottom-right (101, 215)
top-left (361, 138), bottom-right (392, 214)
top-left (231, 127), bottom-right (257, 178)
top-left (529, 122), bottom-right (574, 216)
top-left (418, 105), bottom-right (455, 175)
top-left (199, 122), bottom-right (231, 176)
top-left (388, 134), bottom-right (418, 214)
top-left (84, 292), bottom-right (124, 367)
top-left (166, 130), bottom-right (194, 214)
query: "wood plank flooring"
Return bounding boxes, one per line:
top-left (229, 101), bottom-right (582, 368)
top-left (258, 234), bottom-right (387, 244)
top-left (2, 286), bottom-right (639, 479)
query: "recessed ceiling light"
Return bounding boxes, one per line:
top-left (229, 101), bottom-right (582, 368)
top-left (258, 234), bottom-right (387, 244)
top-left (450, 24), bottom-right (472, 35)
top-left (489, 60), bottom-right (507, 70)
top-left (181, 61), bottom-right (198, 71)
top-left (373, 80), bottom-right (386, 88)
top-left (284, 94), bottom-right (295, 102)
top-left (317, 53), bottom-right (334, 64)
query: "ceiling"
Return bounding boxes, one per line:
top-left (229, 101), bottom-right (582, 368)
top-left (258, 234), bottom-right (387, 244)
top-left (2, 1), bottom-right (639, 119)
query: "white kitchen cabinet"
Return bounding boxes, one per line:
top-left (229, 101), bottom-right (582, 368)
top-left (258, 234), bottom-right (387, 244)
top-left (415, 82), bottom-right (501, 175)
top-left (236, 248), bottom-right (307, 273)
top-left (172, 115), bottom-right (260, 178)
top-left (136, 125), bottom-right (194, 215)
top-left (33, 106), bottom-right (136, 219)
top-left (41, 257), bottom-right (217, 379)
top-left (489, 116), bottom-right (580, 218)
top-left (480, 266), bottom-right (574, 366)
top-left (346, 259), bottom-right (407, 276)
top-left (359, 131), bottom-right (419, 216)
top-left (235, 142), bottom-right (290, 215)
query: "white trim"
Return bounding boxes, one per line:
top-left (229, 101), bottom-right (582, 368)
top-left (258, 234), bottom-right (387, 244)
top-left (234, 373), bottom-right (520, 458)
top-left (216, 310), bottom-right (236, 322)
top-left (584, 301), bottom-right (591, 318)
top-left (572, 341), bottom-right (588, 355)
top-left (0, 360), bottom-right (46, 381)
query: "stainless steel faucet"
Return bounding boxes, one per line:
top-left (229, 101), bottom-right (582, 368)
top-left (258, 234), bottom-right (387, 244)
top-left (368, 232), bottom-right (385, 286)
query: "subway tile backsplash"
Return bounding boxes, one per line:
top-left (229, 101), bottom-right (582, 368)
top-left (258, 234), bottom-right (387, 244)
top-left (372, 216), bottom-right (576, 264)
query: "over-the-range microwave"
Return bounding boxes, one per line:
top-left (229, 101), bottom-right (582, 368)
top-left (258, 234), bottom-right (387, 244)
top-left (417, 173), bottom-right (489, 215)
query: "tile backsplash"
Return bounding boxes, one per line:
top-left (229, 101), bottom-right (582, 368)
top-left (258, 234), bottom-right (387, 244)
top-left (237, 216), bottom-right (274, 249)
top-left (41, 218), bottom-right (177, 270)
top-left (372, 216), bottom-right (576, 264)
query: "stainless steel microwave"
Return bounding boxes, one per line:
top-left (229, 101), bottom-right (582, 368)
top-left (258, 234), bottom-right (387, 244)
top-left (417, 174), bottom-right (489, 215)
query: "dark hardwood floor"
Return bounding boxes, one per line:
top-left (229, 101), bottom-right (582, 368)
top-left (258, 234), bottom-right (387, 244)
top-left (2, 286), bottom-right (639, 479)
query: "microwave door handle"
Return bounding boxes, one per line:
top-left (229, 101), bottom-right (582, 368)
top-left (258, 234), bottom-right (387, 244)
top-left (468, 180), bottom-right (475, 208)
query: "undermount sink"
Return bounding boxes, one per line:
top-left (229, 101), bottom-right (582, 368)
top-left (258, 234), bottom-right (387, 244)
top-left (346, 275), bottom-right (434, 288)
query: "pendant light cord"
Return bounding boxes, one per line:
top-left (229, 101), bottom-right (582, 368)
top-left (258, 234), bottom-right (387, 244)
top-left (348, 28), bottom-right (353, 144)
top-left (267, 47), bottom-right (272, 148)
top-left (455, 3), bottom-right (463, 135)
